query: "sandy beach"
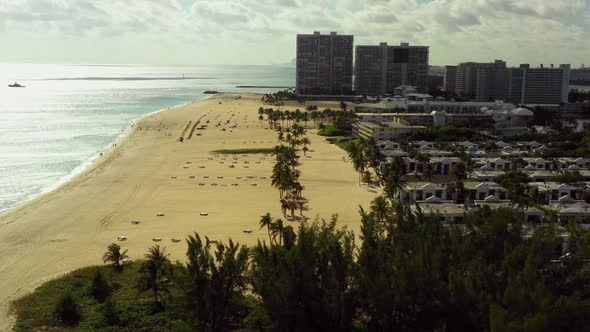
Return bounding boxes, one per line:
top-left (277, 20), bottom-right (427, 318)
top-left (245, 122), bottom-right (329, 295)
top-left (0, 93), bottom-right (378, 329)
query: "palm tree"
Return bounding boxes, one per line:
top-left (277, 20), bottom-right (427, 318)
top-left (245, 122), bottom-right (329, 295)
top-left (510, 156), bottom-right (527, 171)
top-left (103, 243), bottom-right (129, 271)
top-left (345, 141), bottom-right (366, 185)
top-left (286, 199), bottom-right (298, 219)
top-left (259, 213), bottom-right (273, 243)
top-left (415, 153), bottom-right (431, 174)
top-left (301, 137), bottom-right (311, 152)
top-left (423, 164), bottom-right (434, 181)
top-left (138, 245), bottom-right (171, 305)
top-left (292, 182), bottom-right (304, 199)
top-left (302, 112), bottom-right (310, 128)
top-left (451, 161), bottom-right (467, 180)
top-left (363, 138), bottom-right (385, 180)
top-left (362, 171), bottom-right (373, 185)
top-left (383, 158), bottom-right (405, 201)
top-left (455, 181), bottom-right (466, 204)
top-left (280, 199), bottom-right (288, 218)
top-left (446, 182), bottom-right (457, 202)
top-left (310, 111), bottom-right (318, 128)
top-left (271, 219), bottom-right (284, 245)
top-left (277, 128), bottom-right (284, 142)
top-left (272, 163), bottom-right (297, 198)
top-left (297, 200), bottom-right (306, 217)
top-left (370, 196), bottom-right (391, 223)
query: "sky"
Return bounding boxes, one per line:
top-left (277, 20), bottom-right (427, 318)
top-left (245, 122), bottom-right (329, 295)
top-left (0, 0), bottom-right (589, 67)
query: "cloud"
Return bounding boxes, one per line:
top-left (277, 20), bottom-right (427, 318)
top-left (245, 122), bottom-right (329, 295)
top-left (0, 0), bottom-right (588, 66)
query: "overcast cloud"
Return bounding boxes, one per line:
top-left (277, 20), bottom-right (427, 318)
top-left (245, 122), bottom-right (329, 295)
top-left (0, 0), bottom-right (588, 66)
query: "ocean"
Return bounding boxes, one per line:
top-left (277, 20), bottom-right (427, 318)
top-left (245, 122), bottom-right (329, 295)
top-left (0, 64), bottom-right (294, 213)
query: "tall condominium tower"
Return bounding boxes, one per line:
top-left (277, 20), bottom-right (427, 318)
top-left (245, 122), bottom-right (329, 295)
top-left (443, 65), bottom-right (457, 93)
top-left (296, 31), bottom-right (353, 95)
top-left (510, 64), bottom-right (571, 104)
top-left (354, 42), bottom-right (429, 95)
top-left (455, 60), bottom-right (510, 101)
top-left (475, 60), bottom-right (511, 102)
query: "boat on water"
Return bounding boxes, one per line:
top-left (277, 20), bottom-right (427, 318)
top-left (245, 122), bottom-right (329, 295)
top-left (8, 82), bottom-right (25, 88)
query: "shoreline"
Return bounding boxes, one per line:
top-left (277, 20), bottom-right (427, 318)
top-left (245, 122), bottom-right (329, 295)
top-left (0, 92), bottom-right (378, 330)
top-left (0, 96), bottom-right (210, 218)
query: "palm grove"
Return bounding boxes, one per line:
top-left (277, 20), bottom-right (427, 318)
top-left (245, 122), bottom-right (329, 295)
top-left (14, 107), bottom-right (590, 332)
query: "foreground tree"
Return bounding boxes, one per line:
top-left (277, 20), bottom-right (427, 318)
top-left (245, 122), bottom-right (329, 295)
top-left (138, 245), bottom-right (171, 306)
top-left (251, 217), bottom-right (356, 331)
top-left (54, 293), bottom-right (82, 326)
top-left (382, 157), bottom-right (405, 201)
top-left (181, 233), bottom-right (250, 331)
top-left (90, 269), bottom-right (111, 302)
top-left (345, 140), bottom-right (367, 185)
top-left (102, 243), bottom-right (129, 271)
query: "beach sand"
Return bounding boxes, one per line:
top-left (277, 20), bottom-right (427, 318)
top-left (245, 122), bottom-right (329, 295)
top-left (0, 93), bottom-right (378, 329)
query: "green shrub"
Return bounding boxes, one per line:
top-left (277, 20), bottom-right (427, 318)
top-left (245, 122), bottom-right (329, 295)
top-left (90, 269), bottom-right (111, 302)
top-left (317, 125), bottom-right (348, 137)
top-left (102, 298), bottom-right (120, 326)
top-left (55, 293), bottom-right (81, 326)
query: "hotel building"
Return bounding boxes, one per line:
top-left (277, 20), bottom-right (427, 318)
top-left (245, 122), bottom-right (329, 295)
top-left (354, 42), bottom-right (430, 95)
top-left (296, 31), bottom-right (354, 95)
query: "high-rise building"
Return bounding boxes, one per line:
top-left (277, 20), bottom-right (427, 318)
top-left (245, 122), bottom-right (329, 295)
top-left (355, 43), bottom-right (389, 96)
top-left (475, 61), bottom-right (511, 102)
top-left (443, 65), bottom-right (457, 93)
top-left (455, 62), bottom-right (480, 99)
top-left (296, 31), bottom-right (353, 95)
top-left (454, 60), bottom-right (510, 101)
top-left (569, 67), bottom-right (590, 85)
top-left (510, 64), bottom-right (570, 104)
top-left (354, 42), bottom-right (429, 95)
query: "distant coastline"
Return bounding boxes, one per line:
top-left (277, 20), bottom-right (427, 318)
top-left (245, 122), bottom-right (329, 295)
top-left (236, 85), bottom-right (294, 89)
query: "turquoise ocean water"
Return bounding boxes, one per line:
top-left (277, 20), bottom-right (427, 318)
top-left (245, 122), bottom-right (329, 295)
top-left (0, 64), bottom-right (294, 213)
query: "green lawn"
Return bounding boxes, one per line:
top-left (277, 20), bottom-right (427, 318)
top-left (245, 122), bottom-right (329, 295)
top-left (211, 148), bottom-right (275, 154)
top-left (334, 137), bottom-right (360, 151)
top-left (317, 125), bottom-right (350, 137)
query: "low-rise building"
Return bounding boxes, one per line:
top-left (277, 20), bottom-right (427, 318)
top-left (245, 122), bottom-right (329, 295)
top-left (470, 170), bottom-right (508, 182)
top-left (484, 107), bottom-right (534, 128)
top-left (407, 100), bottom-right (515, 113)
top-left (352, 121), bottom-right (424, 140)
top-left (400, 181), bottom-right (508, 203)
top-left (548, 201), bottom-right (590, 223)
top-left (354, 100), bottom-right (407, 113)
top-left (413, 200), bottom-right (544, 224)
top-left (394, 85), bottom-right (417, 97)
top-left (524, 170), bottom-right (559, 182)
top-left (528, 182), bottom-right (580, 204)
top-left (523, 157), bottom-right (555, 170)
top-left (359, 112), bottom-right (493, 127)
top-left (474, 157), bottom-right (513, 171)
top-left (558, 157), bottom-right (590, 170)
